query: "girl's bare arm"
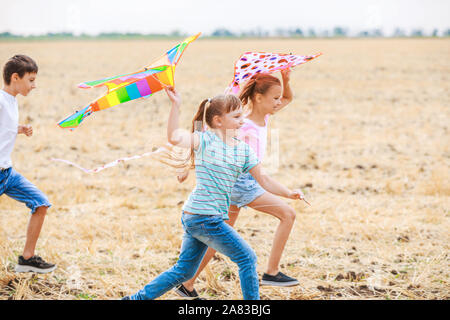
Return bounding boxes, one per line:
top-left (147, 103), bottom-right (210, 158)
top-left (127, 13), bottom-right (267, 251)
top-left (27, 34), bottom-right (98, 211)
top-left (275, 68), bottom-right (294, 112)
top-left (249, 164), bottom-right (305, 200)
top-left (165, 86), bottom-right (199, 149)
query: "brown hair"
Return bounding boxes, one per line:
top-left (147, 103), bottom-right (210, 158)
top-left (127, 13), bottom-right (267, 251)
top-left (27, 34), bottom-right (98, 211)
top-left (239, 73), bottom-right (281, 107)
top-left (3, 55), bottom-right (38, 85)
top-left (188, 94), bottom-right (241, 167)
top-left (191, 94), bottom-right (242, 132)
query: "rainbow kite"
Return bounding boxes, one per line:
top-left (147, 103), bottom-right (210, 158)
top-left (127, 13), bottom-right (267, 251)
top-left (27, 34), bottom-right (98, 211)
top-left (58, 33), bottom-right (201, 130)
top-left (226, 51), bottom-right (322, 94)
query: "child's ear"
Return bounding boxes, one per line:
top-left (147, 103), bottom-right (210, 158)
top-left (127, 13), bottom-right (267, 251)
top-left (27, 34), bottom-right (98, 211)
top-left (254, 93), bottom-right (263, 104)
top-left (10, 73), bottom-right (19, 82)
top-left (212, 115), bottom-right (222, 128)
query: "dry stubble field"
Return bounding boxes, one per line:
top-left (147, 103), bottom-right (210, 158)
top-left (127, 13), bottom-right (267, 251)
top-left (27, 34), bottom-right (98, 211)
top-left (0, 38), bottom-right (449, 300)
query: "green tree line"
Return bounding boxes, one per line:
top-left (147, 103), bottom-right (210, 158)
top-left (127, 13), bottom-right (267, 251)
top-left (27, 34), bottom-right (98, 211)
top-left (1, 27), bottom-right (449, 40)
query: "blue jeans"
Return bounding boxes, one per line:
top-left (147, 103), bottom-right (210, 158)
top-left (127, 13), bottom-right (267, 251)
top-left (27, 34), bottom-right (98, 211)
top-left (130, 213), bottom-right (259, 300)
top-left (0, 168), bottom-right (51, 214)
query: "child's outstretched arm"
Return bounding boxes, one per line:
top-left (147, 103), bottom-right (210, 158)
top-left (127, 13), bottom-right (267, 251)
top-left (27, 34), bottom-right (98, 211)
top-left (275, 68), bottom-right (294, 112)
top-left (249, 164), bottom-right (309, 204)
top-left (165, 86), bottom-right (199, 150)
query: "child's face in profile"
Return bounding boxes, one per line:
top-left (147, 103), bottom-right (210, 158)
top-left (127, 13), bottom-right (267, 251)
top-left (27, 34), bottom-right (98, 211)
top-left (256, 85), bottom-right (282, 115)
top-left (14, 72), bottom-right (37, 96)
top-left (218, 107), bottom-right (244, 137)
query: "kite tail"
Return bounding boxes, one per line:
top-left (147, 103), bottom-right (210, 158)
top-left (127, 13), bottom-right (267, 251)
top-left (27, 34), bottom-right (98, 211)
top-left (50, 158), bottom-right (94, 173)
top-left (51, 144), bottom-right (192, 174)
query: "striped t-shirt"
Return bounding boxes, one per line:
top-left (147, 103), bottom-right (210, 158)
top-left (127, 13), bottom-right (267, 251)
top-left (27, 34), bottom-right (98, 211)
top-left (182, 130), bottom-right (259, 219)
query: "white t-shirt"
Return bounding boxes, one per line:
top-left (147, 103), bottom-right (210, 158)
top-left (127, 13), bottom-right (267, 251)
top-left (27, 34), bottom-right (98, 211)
top-left (0, 89), bottom-right (19, 169)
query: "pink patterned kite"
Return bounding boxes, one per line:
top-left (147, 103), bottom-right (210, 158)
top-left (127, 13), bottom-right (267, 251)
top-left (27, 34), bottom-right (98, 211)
top-left (226, 51), bottom-right (322, 94)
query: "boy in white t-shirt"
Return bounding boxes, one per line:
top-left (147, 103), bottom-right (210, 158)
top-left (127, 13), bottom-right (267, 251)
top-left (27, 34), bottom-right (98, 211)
top-left (0, 55), bottom-right (56, 273)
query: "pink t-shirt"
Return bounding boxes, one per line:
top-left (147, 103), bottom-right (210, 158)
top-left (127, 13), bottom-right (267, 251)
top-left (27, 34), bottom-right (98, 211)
top-left (238, 114), bottom-right (269, 161)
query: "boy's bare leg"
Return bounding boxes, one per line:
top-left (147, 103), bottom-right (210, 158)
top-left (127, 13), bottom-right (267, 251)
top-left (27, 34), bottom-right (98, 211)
top-left (22, 206), bottom-right (48, 260)
top-left (182, 206), bottom-right (241, 291)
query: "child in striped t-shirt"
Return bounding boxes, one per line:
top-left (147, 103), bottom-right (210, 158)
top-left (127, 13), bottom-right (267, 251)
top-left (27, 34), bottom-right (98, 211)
top-left (182, 129), bottom-right (259, 220)
top-left (124, 86), bottom-right (305, 300)
top-left (178, 71), bottom-right (304, 297)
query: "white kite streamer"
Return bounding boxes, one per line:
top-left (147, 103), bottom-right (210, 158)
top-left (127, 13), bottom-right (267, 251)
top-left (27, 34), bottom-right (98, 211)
top-left (51, 144), bottom-right (189, 174)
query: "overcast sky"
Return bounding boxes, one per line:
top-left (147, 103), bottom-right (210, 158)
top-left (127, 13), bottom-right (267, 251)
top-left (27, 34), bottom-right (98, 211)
top-left (1, 0), bottom-right (449, 36)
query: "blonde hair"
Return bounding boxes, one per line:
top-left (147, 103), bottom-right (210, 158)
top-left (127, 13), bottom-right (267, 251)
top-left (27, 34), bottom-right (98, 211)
top-left (154, 94), bottom-right (242, 172)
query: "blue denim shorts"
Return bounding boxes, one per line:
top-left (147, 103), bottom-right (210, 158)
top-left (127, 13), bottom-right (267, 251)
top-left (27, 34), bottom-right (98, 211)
top-left (0, 167), bottom-right (51, 214)
top-left (230, 173), bottom-right (266, 208)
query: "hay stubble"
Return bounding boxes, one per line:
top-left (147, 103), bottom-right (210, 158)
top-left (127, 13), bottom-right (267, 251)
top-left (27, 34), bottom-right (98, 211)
top-left (0, 38), bottom-right (448, 300)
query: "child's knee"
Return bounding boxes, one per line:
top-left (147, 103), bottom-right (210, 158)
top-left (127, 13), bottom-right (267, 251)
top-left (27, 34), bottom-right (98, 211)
top-left (281, 207), bottom-right (296, 223)
top-left (233, 247), bottom-right (257, 268)
top-left (245, 248), bottom-right (258, 266)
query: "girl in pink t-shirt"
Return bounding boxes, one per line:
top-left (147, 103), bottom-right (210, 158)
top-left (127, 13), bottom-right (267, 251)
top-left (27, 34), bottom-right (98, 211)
top-left (176, 71), bottom-right (304, 298)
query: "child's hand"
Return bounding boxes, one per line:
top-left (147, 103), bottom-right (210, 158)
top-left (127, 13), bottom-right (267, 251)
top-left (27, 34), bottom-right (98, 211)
top-left (289, 188), bottom-right (310, 205)
top-left (165, 86), bottom-right (181, 106)
top-left (281, 68), bottom-right (291, 82)
top-left (177, 170), bottom-right (189, 183)
top-left (18, 124), bottom-right (33, 137)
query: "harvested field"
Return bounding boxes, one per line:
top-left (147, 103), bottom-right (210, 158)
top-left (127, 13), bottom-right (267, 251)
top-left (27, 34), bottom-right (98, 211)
top-left (0, 38), bottom-right (449, 300)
